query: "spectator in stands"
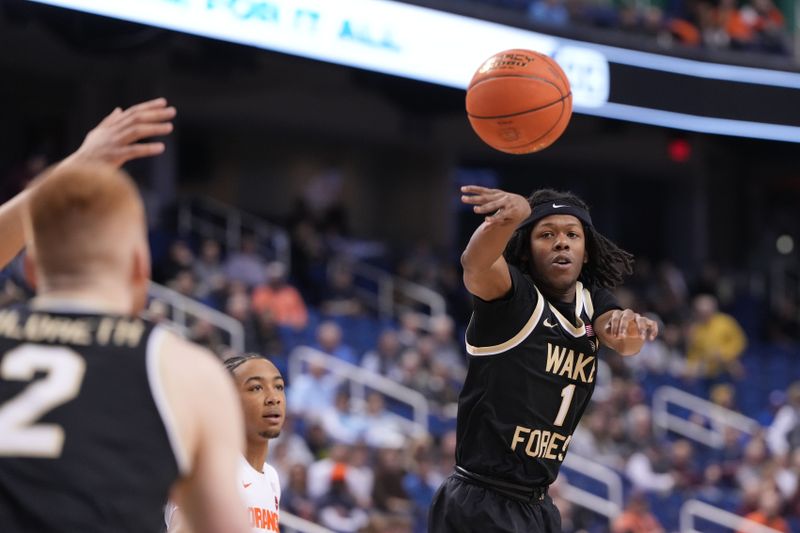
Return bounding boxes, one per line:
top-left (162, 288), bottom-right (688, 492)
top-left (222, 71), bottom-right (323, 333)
top-left (669, 439), bottom-right (702, 489)
top-left (397, 311), bottom-right (423, 350)
top-left (225, 291), bottom-right (260, 353)
top-left (736, 436), bottom-right (772, 490)
top-left (252, 308), bottom-right (284, 359)
top-left (612, 490), bottom-right (665, 533)
top-left (155, 239), bottom-right (194, 284)
top-left (321, 389), bottom-right (368, 445)
top-left (373, 446), bottom-right (413, 519)
top-left (362, 392), bottom-right (405, 448)
top-left (268, 415), bottom-right (314, 480)
top-left (403, 451), bottom-right (440, 533)
top-left (428, 315), bottom-right (466, 379)
top-left (318, 468), bottom-right (370, 533)
top-left (320, 260), bottom-right (364, 317)
top-left (361, 328), bottom-right (404, 377)
top-left (168, 268), bottom-right (196, 298)
top-left (280, 464), bottom-right (317, 523)
top-left (626, 442), bottom-right (676, 493)
top-left (767, 381), bottom-right (800, 457)
top-left (315, 321), bottom-right (358, 365)
top-left (527, 0), bottom-right (570, 26)
top-left (288, 355), bottom-right (339, 418)
top-left (737, 488), bottom-right (790, 533)
top-left (251, 261), bottom-right (308, 330)
top-left (224, 234), bottom-right (266, 288)
top-left (686, 293), bottom-right (747, 381)
top-left (193, 238), bottom-right (225, 300)
top-left (347, 443), bottom-right (375, 509)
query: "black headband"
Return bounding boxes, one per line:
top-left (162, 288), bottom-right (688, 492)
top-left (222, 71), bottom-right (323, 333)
top-left (516, 202), bottom-right (593, 230)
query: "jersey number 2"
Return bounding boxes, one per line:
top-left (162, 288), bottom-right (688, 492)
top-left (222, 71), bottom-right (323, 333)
top-left (0, 345), bottom-right (86, 458)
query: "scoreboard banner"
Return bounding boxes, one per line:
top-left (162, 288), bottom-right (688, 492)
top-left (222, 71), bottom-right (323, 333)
top-left (27, 0), bottom-right (800, 142)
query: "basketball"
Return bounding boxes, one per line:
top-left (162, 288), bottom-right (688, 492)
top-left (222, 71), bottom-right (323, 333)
top-left (466, 49), bottom-right (573, 154)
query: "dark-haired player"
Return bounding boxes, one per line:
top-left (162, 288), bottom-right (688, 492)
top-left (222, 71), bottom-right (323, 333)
top-left (429, 186), bottom-right (658, 532)
top-left (167, 354), bottom-right (286, 533)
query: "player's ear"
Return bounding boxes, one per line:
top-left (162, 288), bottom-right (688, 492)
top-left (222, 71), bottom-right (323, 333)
top-left (23, 250), bottom-right (37, 290)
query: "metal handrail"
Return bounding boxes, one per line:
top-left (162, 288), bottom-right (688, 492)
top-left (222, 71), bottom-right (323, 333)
top-left (680, 499), bottom-right (787, 533)
top-left (652, 386), bottom-right (761, 448)
top-left (288, 346), bottom-right (429, 432)
top-left (561, 453), bottom-right (623, 521)
top-left (178, 196), bottom-right (291, 269)
top-left (350, 261), bottom-right (447, 329)
top-left (147, 281), bottom-right (245, 353)
top-left (280, 511), bottom-right (334, 533)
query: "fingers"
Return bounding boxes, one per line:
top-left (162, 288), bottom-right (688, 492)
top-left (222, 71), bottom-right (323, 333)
top-left (606, 310), bottom-right (660, 341)
top-left (461, 185), bottom-right (496, 195)
top-left (472, 197), bottom-right (507, 215)
top-left (123, 97), bottom-right (169, 115)
top-left (98, 107), bottom-right (123, 127)
top-left (117, 122), bottom-right (174, 145)
top-left (117, 142), bottom-right (166, 165)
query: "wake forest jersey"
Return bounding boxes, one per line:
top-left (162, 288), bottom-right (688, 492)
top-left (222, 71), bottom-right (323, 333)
top-left (0, 304), bottom-right (182, 532)
top-left (457, 265), bottom-right (620, 487)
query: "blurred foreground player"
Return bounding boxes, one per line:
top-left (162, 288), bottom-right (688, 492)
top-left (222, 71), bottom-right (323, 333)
top-left (0, 162), bottom-right (250, 533)
top-left (429, 186), bottom-right (658, 532)
top-left (167, 353), bottom-right (285, 532)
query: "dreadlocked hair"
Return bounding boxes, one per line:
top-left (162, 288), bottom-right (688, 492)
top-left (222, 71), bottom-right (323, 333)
top-left (223, 353), bottom-right (267, 374)
top-left (502, 189), bottom-right (634, 289)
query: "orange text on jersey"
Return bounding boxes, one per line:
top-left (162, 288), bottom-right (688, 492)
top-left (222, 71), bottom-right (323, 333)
top-left (248, 507), bottom-right (280, 532)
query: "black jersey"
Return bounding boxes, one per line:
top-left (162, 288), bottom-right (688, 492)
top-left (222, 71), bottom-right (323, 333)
top-left (0, 304), bottom-right (183, 532)
top-left (456, 265), bottom-right (619, 487)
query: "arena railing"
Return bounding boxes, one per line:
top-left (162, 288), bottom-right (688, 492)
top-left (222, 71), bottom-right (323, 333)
top-left (288, 346), bottom-right (429, 434)
top-left (681, 499), bottom-right (786, 533)
top-left (280, 511), bottom-right (334, 533)
top-left (350, 261), bottom-right (447, 329)
top-left (178, 196), bottom-right (292, 270)
top-left (147, 281), bottom-right (246, 353)
top-left (179, 196), bottom-right (448, 329)
top-left (561, 453), bottom-right (623, 522)
top-left (652, 386), bottom-right (761, 448)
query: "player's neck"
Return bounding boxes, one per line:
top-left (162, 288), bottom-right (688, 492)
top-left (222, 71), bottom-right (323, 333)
top-left (35, 279), bottom-right (133, 315)
top-left (245, 439), bottom-right (269, 473)
top-left (540, 284), bottom-right (576, 304)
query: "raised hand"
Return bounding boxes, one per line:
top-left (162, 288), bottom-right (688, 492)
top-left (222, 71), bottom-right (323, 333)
top-left (65, 97), bottom-right (176, 169)
top-left (460, 185), bottom-right (531, 226)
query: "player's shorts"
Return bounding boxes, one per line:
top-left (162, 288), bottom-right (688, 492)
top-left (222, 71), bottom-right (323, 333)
top-left (428, 467), bottom-right (561, 533)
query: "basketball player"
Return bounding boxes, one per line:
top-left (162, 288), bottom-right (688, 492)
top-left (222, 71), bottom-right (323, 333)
top-left (0, 97), bottom-right (174, 270)
top-left (0, 162), bottom-right (250, 533)
top-left (166, 353), bottom-right (285, 533)
top-left (429, 186), bottom-right (658, 532)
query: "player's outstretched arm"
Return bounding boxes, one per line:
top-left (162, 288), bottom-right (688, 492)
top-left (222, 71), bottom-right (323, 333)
top-left (159, 332), bottom-right (250, 533)
top-left (460, 185), bottom-right (531, 301)
top-left (0, 97), bottom-right (175, 270)
top-left (595, 309), bottom-right (659, 356)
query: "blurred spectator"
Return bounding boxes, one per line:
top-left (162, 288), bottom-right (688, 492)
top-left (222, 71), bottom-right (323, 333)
top-left (193, 238), bottom-right (225, 300)
top-left (288, 355), bottom-right (339, 417)
top-left (225, 291), bottom-right (260, 353)
top-left (737, 488), bottom-right (790, 533)
top-left (686, 294), bottom-right (747, 381)
top-left (348, 443), bottom-right (376, 508)
top-left (402, 451), bottom-right (440, 533)
top-left (321, 389), bottom-right (368, 445)
top-left (320, 260), bottom-right (364, 317)
top-left (280, 464), bottom-right (317, 522)
top-left (315, 321), bottom-right (358, 365)
top-left (528, 0), bottom-right (570, 26)
top-left (155, 240), bottom-right (194, 284)
top-left (252, 309), bottom-right (284, 358)
top-left (736, 436), bottom-right (772, 490)
top-left (363, 392), bottom-right (406, 449)
top-left (318, 475), bottom-right (370, 533)
top-left (612, 490), bottom-right (665, 533)
top-left (397, 311), bottom-right (423, 350)
top-left (428, 315), bottom-right (466, 379)
top-left (372, 447), bottom-right (413, 518)
top-left (626, 443), bottom-right (675, 493)
top-left (767, 381), bottom-right (800, 457)
top-left (362, 329), bottom-right (404, 377)
top-left (669, 439), bottom-right (702, 489)
top-left (168, 268), bottom-right (197, 298)
top-left (251, 261), bottom-right (308, 329)
top-left (224, 234), bottom-right (266, 288)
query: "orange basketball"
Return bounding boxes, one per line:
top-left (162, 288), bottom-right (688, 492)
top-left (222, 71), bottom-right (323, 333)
top-left (466, 49), bottom-right (573, 154)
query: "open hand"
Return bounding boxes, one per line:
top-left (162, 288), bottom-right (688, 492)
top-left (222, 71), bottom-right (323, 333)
top-left (66, 97), bottom-right (176, 168)
top-left (461, 185), bottom-right (531, 226)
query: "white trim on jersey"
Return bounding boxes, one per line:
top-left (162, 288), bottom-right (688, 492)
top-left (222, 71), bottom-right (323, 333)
top-left (583, 286), bottom-right (595, 320)
top-left (465, 286), bottom-right (545, 356)
top-left (146, 326), bottom-right (191, 475)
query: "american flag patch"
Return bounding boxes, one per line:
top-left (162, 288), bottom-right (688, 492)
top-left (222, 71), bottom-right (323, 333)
top-left (585, 324), bottom-right (594, 337)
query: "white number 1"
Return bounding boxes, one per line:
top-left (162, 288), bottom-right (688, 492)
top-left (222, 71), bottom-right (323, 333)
top-left (0, 345), bottom-right (86, 458)
top-left (553, 384), bottom-right (576, 427)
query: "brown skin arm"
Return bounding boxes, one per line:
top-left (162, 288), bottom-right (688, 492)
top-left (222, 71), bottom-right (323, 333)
top-left (460, 185), bottom-right (531, 301)
top-left (595, 308), bottom-right (659, 356)
top-left (0, 98), bottom-right (175, 270)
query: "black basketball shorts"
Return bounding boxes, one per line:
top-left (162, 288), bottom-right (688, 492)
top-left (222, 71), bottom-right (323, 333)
top-left (427, 474), bottom-right (562, 533)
